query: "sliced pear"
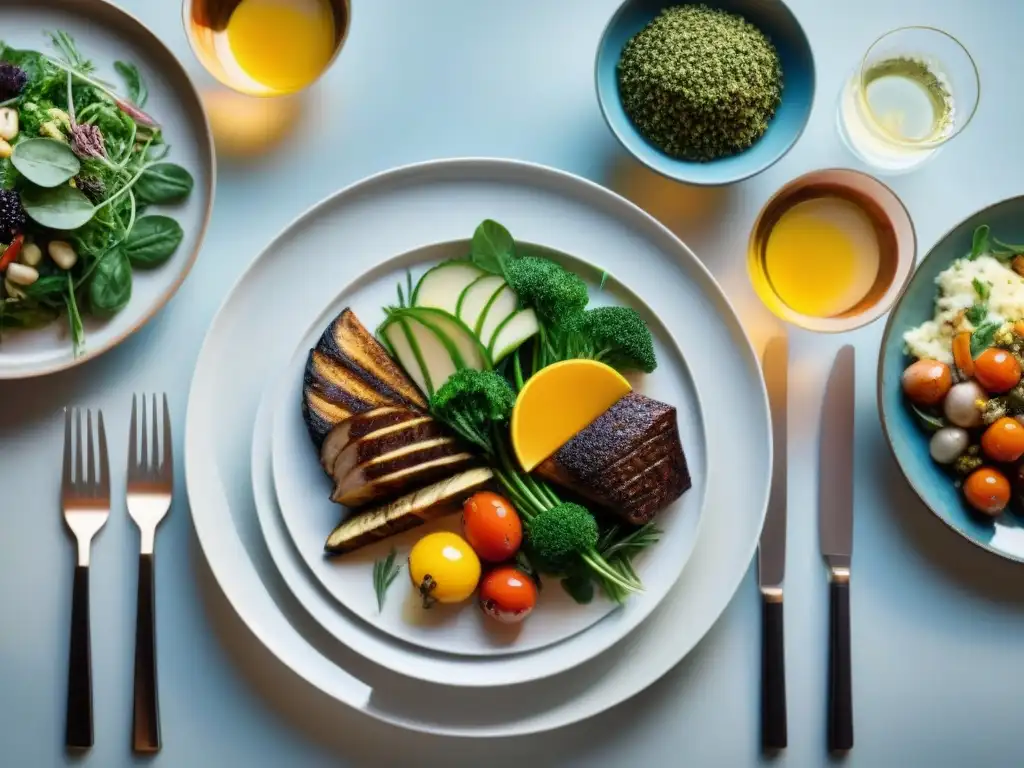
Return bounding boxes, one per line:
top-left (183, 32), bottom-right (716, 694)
top-left (489, 309), bottom-right (540, 363)
top-left (477, 285), bottom-right (518, 348)
top-left (457, 275), bottom-right (505, 332)
top-left (412, 260), bottom-right (483, 315)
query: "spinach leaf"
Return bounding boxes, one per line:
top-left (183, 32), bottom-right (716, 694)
top-left (910, 404), bottom-right (945, 433)
top-left (124, 215), bottom-right (183, 267)
top-left (970, 321), bottom-right (1001, 358)
top-left (21, 185), bottom-right (94, 230)
top-left (88, 247), bottom-right (132, 316)
top-left (0, 47), bottom-right (45, 83)
top-left (471, 219), bottom-right (514, 276)
top-left (114, 61), bottom-right (148, 107)
top-left (970, 225), bottom-right (991, 260)
top-left (0, 300), bottom-right (59, 329)
top-left (24, 274), bottom-right (70, 302)
top-left (134, 163), bottom-right (193, 205)
top-left (11, 138), bottom-right (81, 187)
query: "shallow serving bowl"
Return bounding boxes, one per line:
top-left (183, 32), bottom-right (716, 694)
top-left (595, 0), bottom-right (815, 186)
top-left (879, 196), bottom-right (1024, 562)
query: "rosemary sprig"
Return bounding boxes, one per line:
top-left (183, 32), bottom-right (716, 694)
top-left (372, 548), bottom-right (402, 612)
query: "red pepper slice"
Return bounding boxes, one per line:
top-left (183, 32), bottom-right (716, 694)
top-left (0, 234), bottom-right (24, 271)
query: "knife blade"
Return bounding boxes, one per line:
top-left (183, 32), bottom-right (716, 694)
top-left (819, 345), bottom-right (855, 753)
top-left (759, 336), bottom-right (788, 751)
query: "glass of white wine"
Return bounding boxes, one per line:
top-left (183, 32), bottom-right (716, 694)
top-left (837, 27), bottom-right (979, 174)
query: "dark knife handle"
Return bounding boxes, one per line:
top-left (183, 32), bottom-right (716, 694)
top-left (761, 596), bottom-right (787, 750)
top-left (66, 564), bottom-right (92, 750)
top-left (132, 553), bottom-right (161, 753)
top-left (828, 578), bottom-right (853, 752)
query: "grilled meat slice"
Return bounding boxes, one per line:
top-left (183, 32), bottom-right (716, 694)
top-left (319, 407), bottom-right (420, 474)
top-left (330, 418), bottom-right (446, 481)
top-left (317, 308), bottom-right (427, 410)
top-left (535, 392), bottom-right (690, 524)
top-left (301, 308), bottom-right (427, 446)
top-left (331, 451), bottom-right (476, 507)
top-left (325, 468), bottom-right (494, 555)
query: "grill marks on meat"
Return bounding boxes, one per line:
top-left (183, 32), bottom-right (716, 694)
top-left (536, 392), bottom-right (690, 524)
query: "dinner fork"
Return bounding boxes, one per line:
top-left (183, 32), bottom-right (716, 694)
top-left (127, 394), bottom-right (172, 754)
top-left (62, 407), bottom-right (110, 750)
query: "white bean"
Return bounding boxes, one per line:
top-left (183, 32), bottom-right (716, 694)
top-left (48, 240), bottom-right (78, 270)
top-left (5, 262), bottom-right (38, 286)
top-left (19, 242), bottom-right (42, 267)
top-left (0, 108), bottom-right (18, 141)
top-left (0, 139), bottom-right (10, 159)
top-left (3, 278), bottom-right (25, 300)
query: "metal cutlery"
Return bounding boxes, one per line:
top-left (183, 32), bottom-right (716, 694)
top-left (759, 336), bottom-right (789, 751)
top-left (819, 346), bottom-right (856, 752)
top-left (61, 407), bottom-right (110, 750)
top-left (126, 394), bottom-right (173, 754)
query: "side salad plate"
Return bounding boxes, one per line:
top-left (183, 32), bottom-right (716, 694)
top-left (186, 159), bottom-right (771, 735)
top-left (0, 0), bottom-right (213, 378)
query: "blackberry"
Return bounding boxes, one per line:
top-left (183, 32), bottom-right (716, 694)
top-left (0, 63), bottom-right (27, 102)
top-left (0, 189), bottom-right (26, 244)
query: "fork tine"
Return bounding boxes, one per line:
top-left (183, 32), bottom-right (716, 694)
top-left (86, 409), bottom-right (96, 489)
top-left (151, 393), bottom-right (159, 469)
top-left (98, 410), bottom-right (109, 500)
top-left (74, 409), bottom-right (83, 490)
top-left (128, 394), bottom-right (138, 478)
top-left (62, 407), bottom-right (73, 495)
top-left (140, 394), bottom-right (149, 472)
top-left (161, 394), bottom-right (173, 484)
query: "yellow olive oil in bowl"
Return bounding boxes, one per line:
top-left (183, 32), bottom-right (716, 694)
top-left (185, 0), bottom-right (349, 96)
top-left (748, 169), bottom-right (916, 333)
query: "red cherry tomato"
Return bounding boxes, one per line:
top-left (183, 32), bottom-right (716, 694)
top-left (479, 567), bottom-right (537, 624)
top-left (981, 417), bottom-right (1024, 463)
top-left (963, 467), bottom-right (1010, 516)
top-left (462, 491), bottom-right (523, 562)
top-left (974, 349), bottom-right (1021, 394)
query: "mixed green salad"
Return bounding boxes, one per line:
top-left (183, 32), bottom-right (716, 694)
top-left (0, 31), bottom-right (194, 355)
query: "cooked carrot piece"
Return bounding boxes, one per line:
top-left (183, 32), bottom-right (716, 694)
top-left (953, 331), bottom-right (974, 377)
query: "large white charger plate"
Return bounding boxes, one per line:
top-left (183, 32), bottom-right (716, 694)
top-left (0, 0), bottom-right (214, 378)
top-left (270, 243), bottom-right (707, 658)
top-left (185, 159), bottom-right (771, 736)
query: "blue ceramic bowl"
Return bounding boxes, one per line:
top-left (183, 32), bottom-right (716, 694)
top-left (595, 0), bottom-right (815, 186)
top-left (879, 196), bottom-right (1024, 562)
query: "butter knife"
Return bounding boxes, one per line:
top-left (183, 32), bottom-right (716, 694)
top-left (819, 345), bottom-right (855, 752)
top-left (759, 337), bottom-right (788, 750)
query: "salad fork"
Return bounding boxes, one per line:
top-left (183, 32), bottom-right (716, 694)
top-left (62, 407), bottom-right (110, 750)
top-left (127, 394), bottom-right (172, 754)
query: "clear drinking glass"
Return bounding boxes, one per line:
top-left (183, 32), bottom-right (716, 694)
top-left (837, 26), bottom-right (979, 174)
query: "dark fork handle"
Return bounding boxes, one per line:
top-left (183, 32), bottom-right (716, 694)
top-left (828, 579), bottom-right (853, 752)
top-left (761, 596), bottom-right (787, 750)
top-left (132, 553), bottom-right (161, 753)
top-left (66, 564), bottom-right (92, 750)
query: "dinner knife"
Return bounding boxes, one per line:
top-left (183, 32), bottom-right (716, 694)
top-left (819, 345), bottom-right (856, 753)
top-left (759, 336), bottom-right (788, 751)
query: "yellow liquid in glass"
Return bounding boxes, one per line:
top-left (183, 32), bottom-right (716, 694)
top-left (763, 197), bottom-right (880, 318)
top-left (226, 0), bottom-right (335, 93)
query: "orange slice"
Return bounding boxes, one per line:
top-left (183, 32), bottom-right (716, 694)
top-left (511, 360), bottom-right (631, 472)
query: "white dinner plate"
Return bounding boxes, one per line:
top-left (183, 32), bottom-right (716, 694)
top-left (270, 242), bottom-right (707, 658)
top-left (0, 0), bottom-right (214, 378)
top-left (186, 158), bottom-right (771, 735)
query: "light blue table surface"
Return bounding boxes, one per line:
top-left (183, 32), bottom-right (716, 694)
top-left (3, 1), bottom-right (1024, 766)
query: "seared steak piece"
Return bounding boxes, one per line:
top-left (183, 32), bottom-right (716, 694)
top-left (535, 392), bottom-right (690, 524)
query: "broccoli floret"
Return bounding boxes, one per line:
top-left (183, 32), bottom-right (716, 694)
top-left (429, 368), bottom-right (516, 453)
top-left (578, 306), bottom-right (657, 373)
top-left (505, 256), bottom-right (588, 326)
top-left (527, 502), bottom-right (599, 569)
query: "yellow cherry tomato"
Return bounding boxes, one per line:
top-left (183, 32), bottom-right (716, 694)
top-left (408, 532), bottom-right (481, 607)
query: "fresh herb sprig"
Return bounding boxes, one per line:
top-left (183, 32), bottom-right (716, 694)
top-left (969, 224), bottom-right (1024, 262)
top-left (372, 548), bottom-right (402, 612)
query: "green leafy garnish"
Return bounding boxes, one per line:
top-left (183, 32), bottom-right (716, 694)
top-left (114, 61), bottom-right (147, 107)
top-left (970, 225), bottom-right (991, 260)
top-left (970, 321), bottom-right (1001, 358)
top-left (910, 404), bottom-right (945, 433)
top-left (470, 219), bottom-right (514, 276)
top-left (372, 548), bottom-right (402, 612)
top-left (972, 278), bottom-right (991, 301)
top-left (124, 216), bottom-right (183, 268)
top-left (10, 138), bottom-right (80, 187)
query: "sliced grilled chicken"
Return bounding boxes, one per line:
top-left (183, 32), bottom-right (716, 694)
top-left (319, 407), bottom-right (420, 474)
top-left (301, 309), bottom-right (427, 446)
top-left (331, 452), bottom-right (476, 507)
top-left (330, 418), bottom-right (446, 481)
top-left (317, 309), bottom-right (427, 409)
top-left (325, 468), bottom-right (494, 554)
top-left (535, 392), bottom-right (690, 524)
